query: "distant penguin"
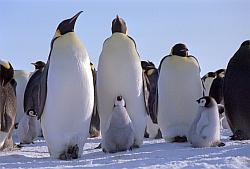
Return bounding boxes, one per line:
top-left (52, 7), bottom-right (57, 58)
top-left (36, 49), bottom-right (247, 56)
top-left (141, 60), bottom-right (161, 139)
top-left (0, 60), bottom-right (17, 150)
top-left (224, 40), bottom-right (250, 140)
top-left (23, 61), bottom-right (45, 138)
top-left (209, 69), bottom-right (225, 104)
top-left (97, 15), bottom-right (148, 148)
top-left (102, 96), bottom-right (135, 153)
top-left (158, 43), bottom-right (203, 142)
top-left (39, 12), bottom-right (94, 160)
top-left (89, 62), bottom-right (100, 138)
top-left (201, 72), bottom-right (216, 96)
top-left (188, 96), bottom-right (224, 148)
top-left (14, 70), bottom-right (30, 129)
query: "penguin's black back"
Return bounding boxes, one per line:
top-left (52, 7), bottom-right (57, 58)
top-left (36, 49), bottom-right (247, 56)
top-left (223, 41), bottom-right (250, 139)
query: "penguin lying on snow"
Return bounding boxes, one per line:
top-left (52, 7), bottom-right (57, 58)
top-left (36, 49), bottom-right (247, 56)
top-left (188, 96), bottom-right (225, 148)
top-left (97, 15), bottom-right (148, 149)
top-left (0, 60), bottom-right (17, 151)
top-left (158, 43), bottom-right (203, 143)
top-left (102, 96), bottom-right (135, 153)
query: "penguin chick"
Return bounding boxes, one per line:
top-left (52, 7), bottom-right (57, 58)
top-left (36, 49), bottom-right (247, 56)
top-left (102, 96), bottom-right (135, 153)
top-left (17, 114), bottom-right (40, 144)
top-left (188, 96), bottom-right (224, 148)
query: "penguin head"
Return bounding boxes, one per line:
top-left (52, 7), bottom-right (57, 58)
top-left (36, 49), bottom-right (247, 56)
top-left (196, 96), bottom-right (215, 108)
top-left (111, 15), bottom-right (127, 34)
top-left (240, 40), bottom-right (250, 48)
top-left (0, 59), bottom-right (14, 86)
top-left (171, 43), bottom-right (189, 57)
top-left (31, 61), bottom-right (45, 70)
top-left (53, 11), bottom-right (83, 39)
top-left (114, 96), bottom-right (126, 107)
top-left (215, 69), bottom-right (226, 77)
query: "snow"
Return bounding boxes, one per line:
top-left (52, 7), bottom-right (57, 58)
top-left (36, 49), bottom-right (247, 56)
top-left (0, 129), bottom-right (249, 169)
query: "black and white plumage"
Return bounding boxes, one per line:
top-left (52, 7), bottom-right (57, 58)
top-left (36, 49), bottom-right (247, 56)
top-left (102, 96), bottom-right (135, 153)
top-left (224, 40), bottom-right (250, 140)
top-left (188, 96), bottom-right (223, 148)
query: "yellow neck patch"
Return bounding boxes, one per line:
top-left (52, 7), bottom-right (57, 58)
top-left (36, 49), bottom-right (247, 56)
top-left (0, 60), bottom-right (10, 69)
top-left (147, 69), bottom-right (155, 76)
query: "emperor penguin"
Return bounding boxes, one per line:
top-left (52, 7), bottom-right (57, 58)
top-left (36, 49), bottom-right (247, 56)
top-left (224, 40), bottom-right (250, 140)
top-left (13, 70), bottom-right (30, 129)
top-left (201, 72), bottom-right (216, 96)
top-left (209, 69), bottom-right (225, 104)
top-left (188, 96), bottom-right (224, 148)
top-left (141, 61), bottom-right (161, 139)
top-left (89, 62), bottom-right (100, 138)
top-left (102, 96), bottom-right (135, 153)
top-left (30, 12), bottom-right (94, 159)
top-left (158, 43), bottom-right (203, 142)
top-left (0, 60), bottom-right (17, 150)
top-left (97, 15), bottom-right (148, 148)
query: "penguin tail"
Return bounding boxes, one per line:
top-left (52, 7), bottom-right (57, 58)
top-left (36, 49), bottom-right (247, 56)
top-left (59, 144), bottom-right (79, 160)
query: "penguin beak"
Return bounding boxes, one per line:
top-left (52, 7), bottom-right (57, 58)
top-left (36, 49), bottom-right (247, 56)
top-left (196, 99), bottom-right (200, 103)
top-left (31, 62), bottom-right (36, 66)
top-left (56, 11), bottom-right (83, 35)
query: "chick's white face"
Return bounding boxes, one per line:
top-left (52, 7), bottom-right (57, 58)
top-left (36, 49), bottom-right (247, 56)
top-left (198, 98), bottom-right (207, 107)
top-left (114, 98), bottom-right (125, 107)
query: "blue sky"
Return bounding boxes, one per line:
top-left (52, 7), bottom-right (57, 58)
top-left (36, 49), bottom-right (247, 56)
top-left (1, 0), bottom-right (249, 76)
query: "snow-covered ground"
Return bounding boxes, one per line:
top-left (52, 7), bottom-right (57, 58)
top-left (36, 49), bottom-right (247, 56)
top-left (0, 129), bottom-right (249, 169)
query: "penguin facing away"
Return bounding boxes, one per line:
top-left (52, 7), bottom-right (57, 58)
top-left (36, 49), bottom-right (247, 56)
top-left (158, 43), bottom-right (203, 143)
top-left (35, 11), bottom-right (94, 160)
top-left (224, 40), bottom-right (250, 140)
top-left (102, 96), bottom-right (135, 153)
top-left (188, 96), bottom-right (224, 148)
top-left (97, 15), bottom-right (148, 148)
top-left (209, 69), bottom-right (225, 104)
top-left (0, 60), bottom-right (17, 150)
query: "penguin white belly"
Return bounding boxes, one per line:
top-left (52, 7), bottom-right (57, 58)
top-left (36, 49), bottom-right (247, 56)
top-left (158, 56), bottom-right (203, 141)
top-left (203, 77), bottom-right (214, 96)
top-left (41, 33), bottom-right (94, 159)
top-left (146, 115), bottom-right (160, 139)
top-left (97, 33), bottom-right (147, 146)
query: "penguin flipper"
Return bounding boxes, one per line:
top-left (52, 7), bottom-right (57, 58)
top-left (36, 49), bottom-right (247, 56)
top-left (196, 112), bottom-right (209, 136)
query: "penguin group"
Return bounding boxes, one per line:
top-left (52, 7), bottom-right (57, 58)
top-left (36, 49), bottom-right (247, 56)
top-left (1, 11), bottom-right (250, 160)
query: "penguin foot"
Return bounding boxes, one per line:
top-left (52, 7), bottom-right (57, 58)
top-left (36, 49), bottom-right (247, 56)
top-left (59, 144), bottom-right (79, 160)
top-left (217, 142), bottom-right (225, 147)
top-left (95, 143), bottom-right (102, 149)
top-left (230, 130), bottom-right (248, 140)
top-left (173, 136), bottom-right (187, 142)
top-left (155, 129), bottom-right (162, 139)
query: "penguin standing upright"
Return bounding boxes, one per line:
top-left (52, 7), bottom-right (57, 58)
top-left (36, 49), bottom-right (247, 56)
top-left (188, 96), bottom-right (223, 148)
top-left (0, 60), bottom-right (17, 150)
top-left (14, 70), bottom-right (30, 129)
top-left (201, 72), bottom-right (216, 96)
top-left (28, 12), bottom-right (94, 159)
top-left (97, 15), bottom-right (147, 148)
top-left (209, 69), bottom-right (225, 104)
top-left (158, 43), bottom-right (203, 142)
top-left (224, 40), bottom-right (250, 140)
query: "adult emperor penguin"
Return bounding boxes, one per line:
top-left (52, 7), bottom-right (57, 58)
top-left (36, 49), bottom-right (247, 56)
top-left (102, 96), bottom-right (135, 153)
top-left (224, 40), bottom-right (250, 140)
top-left (158, 43), bottom-right (203, 142)
top-left (201, 72), bottom-right (216, 96)
top-left (188, 96), bottom-right (224, 148)
top-left (14, 70), bottom-right (30, 129)
top-left (0, 60), bottom-right (17, 150)
top-left (35, 11), bottom-right (94, 159)
top-left (209, 69), bottom-right (225, 104)
top-left (97, 15), bottom-right (148, 148)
